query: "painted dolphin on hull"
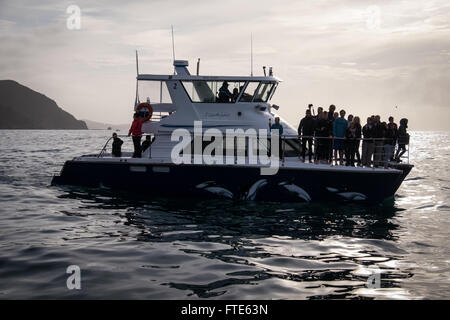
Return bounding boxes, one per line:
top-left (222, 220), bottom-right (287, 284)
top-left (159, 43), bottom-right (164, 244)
top-left (337, 192), bottom-right (367, 201)
top-left (196, 181), bottom-right (234, 199)
top-left (326, 187), bottom-right (367, 201)
top-left (245, 179), bottom-right (268, 200)
top-left (278, 181), bottom-right (311, 202)
top-left (196, 181), bottom-right (215, 189)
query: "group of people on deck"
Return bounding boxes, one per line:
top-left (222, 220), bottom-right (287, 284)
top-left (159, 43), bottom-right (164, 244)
top-left (113, 105), bottom-right (409, 168)
top-left (295, 104), bottom-right (409, 168)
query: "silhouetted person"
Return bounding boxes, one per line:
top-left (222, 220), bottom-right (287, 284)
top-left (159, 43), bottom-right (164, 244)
top-left (270, 117), bottom-right (284, 160)
top-left (333, 109), bottom-right (348, 165)
top-left (328, 104), bottom-right (336, 121)
top-left (128, 112), bottom-right (143, 158)
top-left (315, 111), bottom-right (331, 163)
top-left (361, 117), bottom-right (374, 166)
top-left (327, 107), bottom-right (338, 163)
top-left (395, 118), bottom-right (409, 162)
top-left (345, 120), bottom-right (360, 166)
top-left (347, 114), bottom-right (354, 127)
top-left (353, 116), bottom-right (362, 165)
top-left (111, 132), bottom-right (123, 157)
top-left (141, 135), bottom-right (152, 153)
top-left (232, 88), bottom-right (239, 102)
top-left (372, 115), bottom-right (385, 167)
top-left (344, 114), bottom-right (354, 161)
top-left (298, 109), bottom-right (316, 162)
top-left (313, 106), bottom-right (323, 161)
top-left (218, 81), bottom-right (233, 102)
top-left (384, 116), bottom-right (398, 167)
top-left (315, 107), bottom-right (323, 120)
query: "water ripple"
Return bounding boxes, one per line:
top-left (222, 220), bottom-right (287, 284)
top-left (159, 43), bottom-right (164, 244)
top-left (0, 130), bottom-right (449, 299)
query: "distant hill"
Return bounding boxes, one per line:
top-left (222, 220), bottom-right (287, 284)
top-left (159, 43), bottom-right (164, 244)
top-left (0, 80), bottom-right (87, 129)
top-left (83, 119), bottom-right (129, 131)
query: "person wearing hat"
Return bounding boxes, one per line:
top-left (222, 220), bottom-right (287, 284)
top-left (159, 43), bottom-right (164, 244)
top-left (218, 81), bottom-right (233, 102)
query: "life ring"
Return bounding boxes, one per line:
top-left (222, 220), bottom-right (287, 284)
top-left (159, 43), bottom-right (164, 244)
top-left (136, 102), bottom-right (153, 122)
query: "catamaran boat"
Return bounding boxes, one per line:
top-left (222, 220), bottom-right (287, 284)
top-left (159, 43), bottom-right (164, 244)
top-left (52, 60), bottom-right (413, 203)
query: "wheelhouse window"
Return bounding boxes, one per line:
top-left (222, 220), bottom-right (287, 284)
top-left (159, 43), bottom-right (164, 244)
top-left (137, 80), bottom-right (172, 104)
top-left (239, 82), bottom-right (276, 103)
top-left (253, 82), bottom-right (275, 102)
top-left (239, 82), bottom-right (259, 102)
top-left (181, 81), bottom-right (245, 103)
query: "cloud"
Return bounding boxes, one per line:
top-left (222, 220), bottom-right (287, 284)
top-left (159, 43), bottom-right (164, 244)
top-left (0, 0), bottom-right (449, 129)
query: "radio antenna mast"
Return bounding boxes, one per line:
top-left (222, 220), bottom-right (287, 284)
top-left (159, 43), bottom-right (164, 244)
top-left (135, 50), bottom-right (139, 75)
top-left (250, 33), bottom-right (254, 76)
top-left (171, 25), bottom-right (176, 74)
top-left (196, 58), bottom-right (200, 75)
top-left (134, 50), bottom-right (140, 107)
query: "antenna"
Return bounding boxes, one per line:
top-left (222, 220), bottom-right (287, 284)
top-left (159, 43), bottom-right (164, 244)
top-left (171, 25), bottom-right (176, 74)
top-left (196, 58), bottom-right (200, 76)
top-left (135, 50), bottom-right (139, 75)
top-left (134, 50), bottom-right (140, 107)
top-left (250, 33), bottom-right (254, 76)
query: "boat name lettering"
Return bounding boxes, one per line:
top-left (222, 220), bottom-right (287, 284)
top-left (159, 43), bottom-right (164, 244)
top-left (205, 112), bottom-right (230, 118)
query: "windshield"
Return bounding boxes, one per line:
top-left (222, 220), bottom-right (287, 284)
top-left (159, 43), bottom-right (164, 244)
top-left (239, 82), bottom-right (275, 102)
top-left (253, 83), bottom-right (275, 102)
top-left (181, 81), bottom-right (245, 103)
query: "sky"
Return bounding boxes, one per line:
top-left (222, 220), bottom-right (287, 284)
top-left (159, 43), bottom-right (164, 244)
top-left (0, 0), bottom-right (449, 130)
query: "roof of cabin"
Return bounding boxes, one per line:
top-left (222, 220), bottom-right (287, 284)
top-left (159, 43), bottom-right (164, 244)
top-left (137, 74), bottom-right (282, 82)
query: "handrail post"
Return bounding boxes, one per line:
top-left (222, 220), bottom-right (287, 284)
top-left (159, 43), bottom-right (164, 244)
top-left (331, 136), bottom-right (334, 166)
top-left (407, 139), bottom-right (410, 164)
top-left (98, 136), bottom-right (113, 158)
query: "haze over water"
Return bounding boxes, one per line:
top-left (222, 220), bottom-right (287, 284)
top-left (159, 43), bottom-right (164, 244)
top-left (0, 130), bottom-right (448, 299)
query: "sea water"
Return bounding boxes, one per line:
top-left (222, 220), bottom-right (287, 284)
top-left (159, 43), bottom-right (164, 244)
top-left (0, 130), bottom-right (448, 299)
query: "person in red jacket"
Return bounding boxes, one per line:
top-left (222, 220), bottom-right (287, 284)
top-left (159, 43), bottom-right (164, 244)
top-left (128, 113), bottom-right (143, 158)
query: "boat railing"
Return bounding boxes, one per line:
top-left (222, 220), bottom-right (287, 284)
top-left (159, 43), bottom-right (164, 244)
top-left (96, 132), bottom-right (410, 167)
top-left (98, 136), bottom-right (114, 158)
top-left (279, 134), bottom-right (410, 166)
